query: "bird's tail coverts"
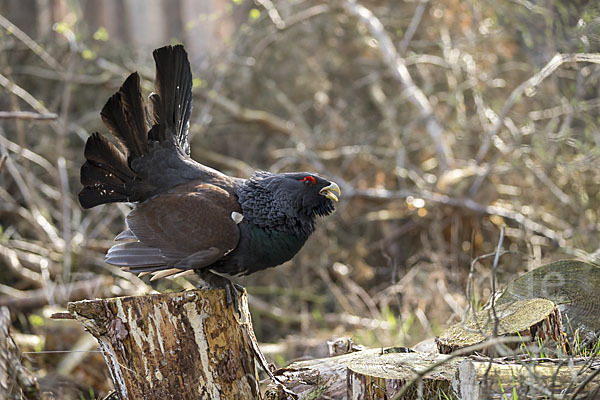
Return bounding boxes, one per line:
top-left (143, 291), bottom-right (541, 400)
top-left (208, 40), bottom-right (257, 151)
top-left (149, 45), bottom-right (193, 155)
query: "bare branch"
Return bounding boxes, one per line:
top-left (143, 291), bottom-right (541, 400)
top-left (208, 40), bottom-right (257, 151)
top-left (198, 89), bottom-right (308, 141)
top-left (0, 72), bottom-right (54, 115)
top-left (341, 0), bottom-right (454, 170)
top-left (398, 0), bottom-right (429, 54)
top-left (0, 111), bottom-right (57, 121)
top-left (351, 187), bottom-right (561, 243)
top-left (475, 53), bottom-right (600, 162)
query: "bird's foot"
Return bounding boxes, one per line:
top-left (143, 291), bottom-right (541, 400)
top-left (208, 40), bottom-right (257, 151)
top-left (196, 270), bottom-right (244, 311)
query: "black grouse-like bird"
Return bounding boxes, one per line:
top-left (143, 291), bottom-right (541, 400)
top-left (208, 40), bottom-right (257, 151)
top-left (79, 45), bottom-right (340, 281)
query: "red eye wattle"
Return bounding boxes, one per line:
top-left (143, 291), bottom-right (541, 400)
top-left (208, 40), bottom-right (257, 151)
top-left (301, 176), bottom-right (316, 184)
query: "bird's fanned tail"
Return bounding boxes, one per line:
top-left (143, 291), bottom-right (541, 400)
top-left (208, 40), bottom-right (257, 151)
top-left (79, 45), bottom-right (197, 209)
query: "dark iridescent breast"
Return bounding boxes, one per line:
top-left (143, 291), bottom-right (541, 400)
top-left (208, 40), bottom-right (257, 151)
top-left (216, 221), bottom-right (309, 275)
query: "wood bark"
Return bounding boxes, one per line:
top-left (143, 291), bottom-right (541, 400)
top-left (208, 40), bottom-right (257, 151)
top-left (68, 288), bottom-right (261, 400)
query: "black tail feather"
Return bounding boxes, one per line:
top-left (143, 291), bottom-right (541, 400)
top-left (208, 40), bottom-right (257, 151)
top-left (82, 132), bottom-right (133, 184)
top-left (78, 184), bottom-right (131, 209)
top-left (100, 72), bottom-right (149, 161)
top-left (150, 45), bottom-right (192, 155)
top-left (79, 132), bottom-right (136, 209)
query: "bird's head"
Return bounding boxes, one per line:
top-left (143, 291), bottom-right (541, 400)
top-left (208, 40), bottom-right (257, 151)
top-left (274, 172), bottom-right (340, 216)
top-left (238, 171), bottom-right (341, 234)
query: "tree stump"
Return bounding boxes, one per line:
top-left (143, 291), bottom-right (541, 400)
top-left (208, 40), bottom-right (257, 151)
top-left (435, 298), bottom-right (568, 355)
top-left (347, 351), bottom-right (461, 399)
top-left (496, 260), bottom-right (600, 345)
top-left (68, 289), bottom-right (261, 400)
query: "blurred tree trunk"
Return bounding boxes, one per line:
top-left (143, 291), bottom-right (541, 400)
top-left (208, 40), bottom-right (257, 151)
top-left (1, 0), bottom-right (38, 37)
top-left (0, 307), bottom-right (43, 400)
top-left (162, 0), bottom-right (183, 42)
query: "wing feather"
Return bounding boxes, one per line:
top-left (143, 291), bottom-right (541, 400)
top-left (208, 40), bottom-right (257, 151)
top-left (107, 183), bottom-right (241, 274)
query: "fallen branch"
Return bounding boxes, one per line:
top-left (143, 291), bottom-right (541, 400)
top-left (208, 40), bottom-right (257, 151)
top-left (0, 276), bottom-right (113, 311)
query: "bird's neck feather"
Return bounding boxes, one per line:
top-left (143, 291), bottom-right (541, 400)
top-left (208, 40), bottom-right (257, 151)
top-left (237, 175), bottom-right (316, 236)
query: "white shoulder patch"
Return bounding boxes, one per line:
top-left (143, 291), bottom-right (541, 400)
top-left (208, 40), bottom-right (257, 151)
top-left (231, 211), bottom-right (244, 224)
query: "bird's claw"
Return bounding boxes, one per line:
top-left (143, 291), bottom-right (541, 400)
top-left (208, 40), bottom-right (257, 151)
top-left (223, 280), bottom-right (245, 312)
top-left (196, 270), bottom-right (244, 313)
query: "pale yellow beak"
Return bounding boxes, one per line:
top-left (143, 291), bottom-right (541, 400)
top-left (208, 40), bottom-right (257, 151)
top-left (319, 181), bottom-right (341, 202)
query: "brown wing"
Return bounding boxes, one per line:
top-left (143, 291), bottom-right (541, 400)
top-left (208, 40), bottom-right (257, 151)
top-left (105, 183), bottom-right (241, 274)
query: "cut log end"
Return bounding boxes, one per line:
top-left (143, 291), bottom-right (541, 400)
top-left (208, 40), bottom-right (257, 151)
top-left (347, 352), bottom-right (460, 400)
top-left (435, 298), bottom-right (568, 355)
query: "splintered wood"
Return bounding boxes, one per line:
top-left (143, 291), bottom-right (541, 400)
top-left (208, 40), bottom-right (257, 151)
top-left (68, 289), bottom-right (260, 400)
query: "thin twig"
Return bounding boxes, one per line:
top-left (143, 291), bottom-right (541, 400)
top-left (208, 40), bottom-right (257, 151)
top-left (0, 111), bottom-right (58, 121)
top-left (482, 226), bottom-right (505, 389)
top-left (252, 4), bottom-right (331, 56)
top-left (255, 0), bottom-right (285, 29)
top-left (474, 53), bottom-right (600, 163)
top-left (398, 0), bottom-right (429, 53)
top-left (0, 72), bottom-right (54, 116)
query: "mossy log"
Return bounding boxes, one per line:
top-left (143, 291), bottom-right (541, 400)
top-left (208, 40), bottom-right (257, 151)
top-left (435, 298), bottom-right (567, 355)
top-left (68, 289), bottom-right (261, 400)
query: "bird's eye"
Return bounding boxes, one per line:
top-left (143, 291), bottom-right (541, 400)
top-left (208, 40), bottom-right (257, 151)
top-left (300, 176), bottom-right (316, 185)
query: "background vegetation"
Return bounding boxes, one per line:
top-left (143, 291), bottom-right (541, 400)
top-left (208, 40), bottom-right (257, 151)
top-left (1, 0), bottom-right (599, 396)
